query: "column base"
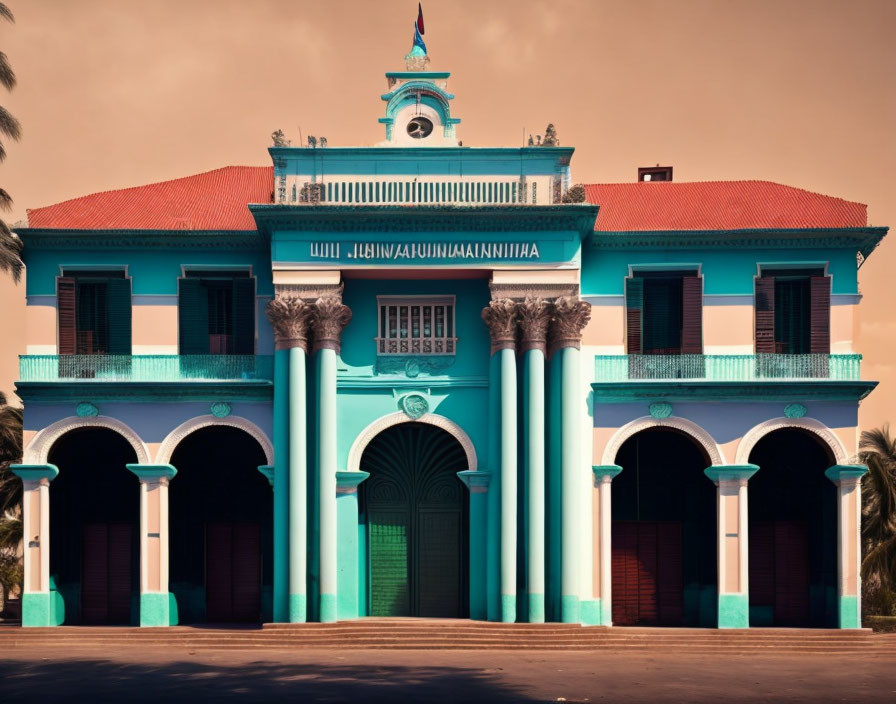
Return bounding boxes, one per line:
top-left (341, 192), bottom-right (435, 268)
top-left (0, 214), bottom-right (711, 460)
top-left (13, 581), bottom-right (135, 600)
top-left (140, 592), bottom-right (177, 627)
top-left (21, 592), bottom-right (56, 627)
top-left (717, 593), bottom-right (749, 629)
top-left (599, 597), bottom-right (612, 626)
top-left (289, 593), bottom-right (307, 623)
top-left (527, 593), bottom-right (545, 623)
top-left (560, 594), bottom-right (580, 623)
top-left (319, 593), bottom-right (337, 623)
top-left (501, 594), bottom-right (516, 623)
top-left (579, 599), bottom-right (600, 626)
top-left (838, 595), bottom-right (861, 629)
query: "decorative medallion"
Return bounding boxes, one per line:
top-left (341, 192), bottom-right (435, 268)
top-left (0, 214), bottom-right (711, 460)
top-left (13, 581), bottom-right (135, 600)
top-left (649, 402), bottom-right (673, 420)
top-left (784, 402), bottom-right (807, 419)
top-left (210, 402), bottom-right (232, 418)
top-left (399, 394), bottom-right (429, 420)
top-left (75, 402), bottom-right (98, 418)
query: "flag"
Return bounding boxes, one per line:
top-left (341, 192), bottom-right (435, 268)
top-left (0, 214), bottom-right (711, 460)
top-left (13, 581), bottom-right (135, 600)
top-left (417, 3), bottom-right (425, 34)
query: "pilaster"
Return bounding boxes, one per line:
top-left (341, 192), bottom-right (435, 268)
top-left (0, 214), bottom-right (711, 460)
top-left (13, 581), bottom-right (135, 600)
top-left (825, 464), bottom-right (867, 629)
top-left (458, 470), bottom-right (492, 621)
top-left (591, 465), bottom-right (622, 626)
top-left (335, 471), bottom-right (369, 620)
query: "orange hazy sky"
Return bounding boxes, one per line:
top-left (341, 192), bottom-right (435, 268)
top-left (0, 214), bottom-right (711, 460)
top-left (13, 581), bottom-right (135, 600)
top-left (0, 0), bottom-right (893, 430)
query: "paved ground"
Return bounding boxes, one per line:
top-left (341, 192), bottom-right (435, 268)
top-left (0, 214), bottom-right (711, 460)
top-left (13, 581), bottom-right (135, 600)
top-left (1, 647), bottom-right (895, 703)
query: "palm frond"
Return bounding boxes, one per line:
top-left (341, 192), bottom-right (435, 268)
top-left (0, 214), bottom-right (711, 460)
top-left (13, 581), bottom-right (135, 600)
top-left (0, 512), bottom-right (21, 549)
top-left (0, 188), bottom-right (12, 211)
top-left (862, 533), bottom-right (896, 592)
top-left (0, 227), bottom-right (23, 282)
top-left (0, 105), bottom-right (21, 144)
top-left (0, 5), bottom-right (14, 24)
top-left (0, 52), bottom-right (15, 91)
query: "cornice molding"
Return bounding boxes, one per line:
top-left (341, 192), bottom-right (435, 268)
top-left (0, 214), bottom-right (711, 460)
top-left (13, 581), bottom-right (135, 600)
top-left (15, 380), bottom-right (273, 403)
top-left (15, 228), bottom-right (264, 250)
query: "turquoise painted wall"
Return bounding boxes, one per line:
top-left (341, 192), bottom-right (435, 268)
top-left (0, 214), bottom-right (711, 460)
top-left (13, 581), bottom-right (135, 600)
top-left (581, 246), bottom-right (859, 296)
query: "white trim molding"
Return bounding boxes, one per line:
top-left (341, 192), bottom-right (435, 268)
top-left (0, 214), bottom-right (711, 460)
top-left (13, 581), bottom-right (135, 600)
top-left (155, 415), bottom-right (274, 466)
top-left (601, 415), bottom-right (725, 466)
top-left (735, 416), bottom-right (848, 465)
top-left (24, 415), bottom-right (151, 465)
top-left (347, 412), bottom-right (477, 472)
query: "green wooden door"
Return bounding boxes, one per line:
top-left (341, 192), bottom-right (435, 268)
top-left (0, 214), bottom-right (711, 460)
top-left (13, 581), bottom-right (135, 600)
top-left (362, 423), bottom-right (467, 617)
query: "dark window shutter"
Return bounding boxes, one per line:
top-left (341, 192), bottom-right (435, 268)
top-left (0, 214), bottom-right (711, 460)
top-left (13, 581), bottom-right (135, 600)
top-left (681, 276), bottom-right (703, 354)
top-left (755, 276), bottom-right (776, 353)
top-left (105, 277), bottom-right (132, 355)
top-left (231, 277), bottom-right (256, 354)
top-left (57, 276), bottom-right (77, 355)
top-left (178, 277), bottom-right (210, 354)
top-left (809, 276), bottom-right (831, 354)
top-left (625, 277), bottom-right (644, 354)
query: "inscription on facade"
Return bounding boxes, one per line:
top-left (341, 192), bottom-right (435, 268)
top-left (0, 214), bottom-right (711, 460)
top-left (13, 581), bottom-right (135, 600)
top-left (309, 241), bottom-right (541, 261)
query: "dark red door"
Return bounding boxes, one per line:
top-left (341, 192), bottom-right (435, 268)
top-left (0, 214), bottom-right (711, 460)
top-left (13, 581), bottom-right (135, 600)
top-left (612, 521), bottom-right (683, 626)
top-left (750, 520), bottom-right (810, 626)
top-left (81, 522), bottom-right (132, 624)
top-left (206, 522), bottom-right (261, 622)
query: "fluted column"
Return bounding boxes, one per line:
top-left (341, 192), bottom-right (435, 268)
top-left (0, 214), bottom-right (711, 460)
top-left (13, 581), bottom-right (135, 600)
top-left (267, 295), bottom-right (314, 622)
top-left (549, 296), bottom-right (591, 623)
top-left (10, 464), bottom-right (59, 626)
top-left (825, 464), bottom-right (867, 628)
top-left (481, 298), bottom-right (519, 623)
top-left (519, 297), bottom-right (551, 623)
top-left (312, 294), bottom-right (352, 622)
top-left (704, 465), bottom-right (759, 628)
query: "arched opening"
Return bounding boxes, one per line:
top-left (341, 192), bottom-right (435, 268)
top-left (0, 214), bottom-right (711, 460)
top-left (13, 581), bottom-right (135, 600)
top-left (360, 422), bottom-right (469, 617)
top-left (48, 427), bottom-right (139, 625)
top-left (612, 428), bottom-right (717, 626)
top-left (169, 426), bottom-right (271, 623)
top-left (748, 428), bottom-right (837, 627)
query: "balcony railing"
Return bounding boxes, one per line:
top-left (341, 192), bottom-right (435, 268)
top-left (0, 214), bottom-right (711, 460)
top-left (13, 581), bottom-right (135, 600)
top-left (19, 355), bottom-right (274, 382)
top-left (594, 354), bottom-right (862, 382)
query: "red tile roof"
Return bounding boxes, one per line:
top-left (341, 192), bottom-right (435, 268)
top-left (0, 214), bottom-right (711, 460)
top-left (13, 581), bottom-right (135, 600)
top-left (584, 180), bottom-right (867, 231)
top-left (26, 166), bottom-right (273, 231)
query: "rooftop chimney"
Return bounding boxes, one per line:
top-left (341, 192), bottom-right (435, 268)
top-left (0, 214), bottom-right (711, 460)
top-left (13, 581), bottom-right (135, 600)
top-left (638, 165), bottom-right (673, 182)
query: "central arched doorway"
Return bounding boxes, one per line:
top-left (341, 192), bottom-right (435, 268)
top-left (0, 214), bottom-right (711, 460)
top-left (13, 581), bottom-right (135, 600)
top-left (360, 422), bottom-right (469, 617)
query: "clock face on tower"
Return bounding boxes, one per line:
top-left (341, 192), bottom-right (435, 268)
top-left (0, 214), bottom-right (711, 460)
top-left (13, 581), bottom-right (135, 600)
top-left (407, 116), bottom-right (434, 139)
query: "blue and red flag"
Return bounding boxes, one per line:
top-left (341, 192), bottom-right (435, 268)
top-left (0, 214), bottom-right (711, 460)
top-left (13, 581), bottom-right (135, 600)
top-left (412, 3), bottom-right (427, 55)
top-left (417, 3), bottom-right (425, 34)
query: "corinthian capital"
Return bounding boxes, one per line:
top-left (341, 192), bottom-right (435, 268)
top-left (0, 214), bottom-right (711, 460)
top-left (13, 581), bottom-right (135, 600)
top-left (312, 295), bottom-right (352, 354)
top-left (517, 296), bottom-right (552, 354)
top-left (266, 296), bottom-right (314, 351)
top-left (549, 295), bottom-right (591, 353)
top-left (481, 298), bottom-right (518, 355)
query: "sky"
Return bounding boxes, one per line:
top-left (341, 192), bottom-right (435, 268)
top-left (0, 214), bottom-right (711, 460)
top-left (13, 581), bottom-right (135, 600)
top-left (0, 0), bottom-right (893, 431)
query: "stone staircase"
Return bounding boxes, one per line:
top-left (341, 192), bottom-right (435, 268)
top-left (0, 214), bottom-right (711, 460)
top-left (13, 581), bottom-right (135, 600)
top-left (1, 619), bottom-right (893, 654)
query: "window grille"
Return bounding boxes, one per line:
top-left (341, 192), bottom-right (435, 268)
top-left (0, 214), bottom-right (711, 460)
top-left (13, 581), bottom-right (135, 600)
top-left (376, 296), bottom-right (457, 355)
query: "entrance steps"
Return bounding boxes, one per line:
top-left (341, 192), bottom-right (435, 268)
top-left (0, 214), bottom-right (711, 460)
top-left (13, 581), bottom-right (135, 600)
top-left (1, 620), bottom-right (892, 653)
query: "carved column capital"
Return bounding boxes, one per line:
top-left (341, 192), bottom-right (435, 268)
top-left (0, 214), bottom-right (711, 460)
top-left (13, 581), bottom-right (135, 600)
top-left (548, 295), bottom-right (591, 354)
top-left (312, 295), bottom-right (352, 354)
top-left (517, 296), bottom-right (552, 354)
top-left (481, 298), bottom-right (519, 355)
top-left (266, 295), bottom-right (314, 351)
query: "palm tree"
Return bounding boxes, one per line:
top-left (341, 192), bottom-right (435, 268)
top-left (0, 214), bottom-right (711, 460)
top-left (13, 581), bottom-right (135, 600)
top-left (0, 392), bottom-right (22, 517)
top-left (858, 425), bottom-right (896, 615)
top-left (0, 3), bottom-right (22, 282)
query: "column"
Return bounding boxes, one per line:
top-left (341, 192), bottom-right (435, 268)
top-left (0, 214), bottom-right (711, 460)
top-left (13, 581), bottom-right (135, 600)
top-left (267, 295), bottom-right (314, 622)
top-left (10, 464), bottom-right (59, 627)
top-left (549, 295), bottom-right (591, 623)
top-left (519, 297), bottom-right (550, 623)
top-left (825, 464), bottom-right (867, 629)
top-left (335, 471), bottom-right (369, 620)
top-left (126, 464), bottom-right (177, 627)
top-left (458, 470), bottom-right (492, 621)
top-left (592, 465), bottom-right (622, 625)
top-left (481, 298), bottom-right (519, 623)
top-left (704, 464), bottom-right (759, 629)
top-left (312, 293), bottom-right (352, 622)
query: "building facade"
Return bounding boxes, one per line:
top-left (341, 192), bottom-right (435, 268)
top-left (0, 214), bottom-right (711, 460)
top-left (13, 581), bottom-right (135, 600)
top-left (10, 39), bottom-right (886, 630)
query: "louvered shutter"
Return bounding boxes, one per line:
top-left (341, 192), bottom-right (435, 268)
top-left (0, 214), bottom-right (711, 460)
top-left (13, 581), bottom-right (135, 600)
top-left (625, 278), bottom-right (644, 354)
top-left (57, 276), bottom-right (77, 355)
top-left (681, 276), bottom-right (703, 354)
top-left (105, 278), bottom-right (132, 355)
top-left (809, 276), bottom-right (831, 354)
top-left (178, 277), bottom-right (209, 354)
top-left (754, 276), bottom-right (776, 353)
top-left (231, 278), bottom-right (256, 354)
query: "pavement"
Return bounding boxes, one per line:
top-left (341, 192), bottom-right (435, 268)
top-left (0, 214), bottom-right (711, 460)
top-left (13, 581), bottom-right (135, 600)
top-left (1, 647), bottom-right (894, 703)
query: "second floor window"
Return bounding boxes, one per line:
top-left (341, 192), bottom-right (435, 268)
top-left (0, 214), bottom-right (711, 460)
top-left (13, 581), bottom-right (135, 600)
top-left (57, 270), bottom-right (131, 355)
top-left (376, 296), bottom-right (456, 355)
top-left (755, 270), bottom-right (830, 354)
top-left (178, 271), bottom-right (256, 355)
top-left (625, 272), bottom-right (702, 355)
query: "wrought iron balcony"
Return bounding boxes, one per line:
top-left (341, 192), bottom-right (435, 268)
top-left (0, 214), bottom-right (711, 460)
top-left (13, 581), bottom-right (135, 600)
top-left (19, 355), bottom-right (274, 383)
top-left (594, 354), bottom-right (862, 382)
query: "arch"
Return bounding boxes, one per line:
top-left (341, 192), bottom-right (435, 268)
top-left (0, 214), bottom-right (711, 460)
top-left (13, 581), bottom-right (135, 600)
top-left (156, 415), bottom-right (273, 466)
top-left (601, 415), bottom-right (724, 467)
top-left (347, 412), bottom-right (477, 473)
top-left (25, 415), bottom-right (150, 465)
top-left (735, 417), bottom-right (847, 465)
